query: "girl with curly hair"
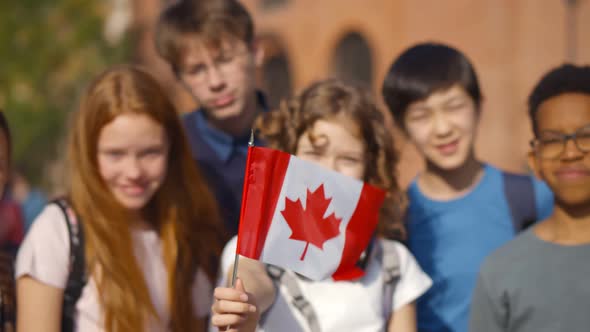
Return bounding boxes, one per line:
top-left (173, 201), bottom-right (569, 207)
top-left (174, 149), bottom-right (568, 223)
top-left (210, 79), bottom-right (431, 332)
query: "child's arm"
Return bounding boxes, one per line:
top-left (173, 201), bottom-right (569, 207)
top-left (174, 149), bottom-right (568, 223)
top-left (387, 302), bottom-right (417, 332)
top-left (15, 205), bottom-right (72, 332)
top-left (17, 276), bottom-right (63, 332)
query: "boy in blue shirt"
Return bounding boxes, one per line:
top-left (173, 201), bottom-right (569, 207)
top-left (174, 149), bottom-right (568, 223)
top-left (155, 0), bottom-right (266, 236)
top-left (470, 64), bottom-right (590, 332)
top-left (381, 42), bottom-right (554, 332)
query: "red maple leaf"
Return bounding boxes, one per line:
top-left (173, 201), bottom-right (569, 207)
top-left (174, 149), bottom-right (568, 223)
top-left (281, 184), bottom-right (342, 261)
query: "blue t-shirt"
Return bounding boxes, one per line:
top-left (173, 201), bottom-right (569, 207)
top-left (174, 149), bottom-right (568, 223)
top-left (406, 164), bottom-right (553, 332)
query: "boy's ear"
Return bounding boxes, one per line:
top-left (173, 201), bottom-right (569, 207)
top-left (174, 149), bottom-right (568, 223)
top-left (527, 150), bottom-right (542, 179)
top-left (474, 103), bottom-right (484, 125)
top-left (251, 39), bottom-right (265, 67)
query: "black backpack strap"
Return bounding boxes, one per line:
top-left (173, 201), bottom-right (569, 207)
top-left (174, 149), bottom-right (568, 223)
top-left (502, 172), bottom-right (537, 232)
top-left (263, 264), bottom-right (322, 332)
top-left (375, 240), bottom-right (401, 328)
top-left (53, 199), bottom-right (86, 332)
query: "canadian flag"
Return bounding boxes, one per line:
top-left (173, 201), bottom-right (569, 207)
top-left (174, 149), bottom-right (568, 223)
top-left (237, 146), bottom-right (385, 281)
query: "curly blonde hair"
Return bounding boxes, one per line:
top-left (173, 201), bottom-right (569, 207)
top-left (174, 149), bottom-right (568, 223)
top-left (256, 79), bottom-right (407, 240)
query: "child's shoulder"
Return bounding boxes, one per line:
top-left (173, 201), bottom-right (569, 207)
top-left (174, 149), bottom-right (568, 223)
top-left (480, 229), bottom-right (539, 277)
top-left (483, 163), bottom-right (551, 198)
top-left (27, 203), bottom-right (69, 235)
top-left (489, 164), bottom-right (554, 213)
top-left (376, 239), bottom-right (419, 272)
top-left (486, 163), bottom-right (542, 185)
top-left (377, 239), bottom-right (409, 258)
top-left (376, 239), bottom-right (433, 300)
top-left (15, 202), bottom-right (72, 288)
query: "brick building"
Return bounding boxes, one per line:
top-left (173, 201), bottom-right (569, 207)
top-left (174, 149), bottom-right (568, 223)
top-left (134, 0), bottom-right (590, 185)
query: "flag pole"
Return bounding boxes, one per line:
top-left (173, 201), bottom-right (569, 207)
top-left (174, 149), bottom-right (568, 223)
top-left (229, 129), bottom-right (255, 288)
top-left (225, 129), bottom-right (255, 332)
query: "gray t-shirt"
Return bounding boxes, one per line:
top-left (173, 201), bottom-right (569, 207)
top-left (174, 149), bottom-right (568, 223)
top-left (469, 228), bottom-right (590, 332)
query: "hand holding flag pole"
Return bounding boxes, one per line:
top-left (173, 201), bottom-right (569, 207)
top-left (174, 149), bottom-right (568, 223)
top-left (229, 128), bottom-right (255, 288)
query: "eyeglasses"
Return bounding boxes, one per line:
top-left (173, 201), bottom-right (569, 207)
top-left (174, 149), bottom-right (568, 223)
top-left (178, 48), bottom-right (250, 84)
top-left (530, 124), bottom-right (590, 159)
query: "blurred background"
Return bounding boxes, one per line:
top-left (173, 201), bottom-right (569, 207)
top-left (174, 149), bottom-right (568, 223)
top-left (2, 0), bottom-right (589, 193)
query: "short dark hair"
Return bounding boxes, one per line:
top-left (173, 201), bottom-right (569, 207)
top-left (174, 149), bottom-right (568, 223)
top-left (381, 42), bottom-right (482, 128)
top-left (528, 64), bottom-right (590, 136)
top-left (155, 0), bottom-right (254, 72)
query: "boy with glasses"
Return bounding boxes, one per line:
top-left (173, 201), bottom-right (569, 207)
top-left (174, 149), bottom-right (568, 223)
top-left (155, 0), bottom-right (265, 236)
top-left (470, 64), bottom-right (590, 332)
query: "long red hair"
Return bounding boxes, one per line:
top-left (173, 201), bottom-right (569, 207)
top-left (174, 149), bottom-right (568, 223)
top-left (68, 65), bottom-right (223, 331)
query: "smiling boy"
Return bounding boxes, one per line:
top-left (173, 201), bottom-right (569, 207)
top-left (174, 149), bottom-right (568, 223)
top-left (381, 43), bottom-right (554, 332)
top-left (470, 64), bottom-right (590, 332)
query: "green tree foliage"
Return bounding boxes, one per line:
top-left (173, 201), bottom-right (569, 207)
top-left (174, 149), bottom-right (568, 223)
top-left (0, 0), bottom-right (130, 186)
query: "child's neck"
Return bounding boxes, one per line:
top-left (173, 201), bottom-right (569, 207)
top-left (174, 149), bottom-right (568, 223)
top-left (536, 203), bottom-right (590, 245)
top-left (129, 209), bottom-right (156, 231)
top-left (418, 154), bottom-right (483, 200)
top-left (132, 219), bottom-right (155, 231)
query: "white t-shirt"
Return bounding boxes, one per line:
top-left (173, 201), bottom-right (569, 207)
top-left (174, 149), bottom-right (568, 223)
top-left (16, 204), bottom-right (212, 332)
top-left (214, 236), bottom-right (432, 332)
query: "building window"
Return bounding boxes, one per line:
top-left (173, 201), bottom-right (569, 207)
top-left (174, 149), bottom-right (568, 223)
top-left (263, 54), bottom-right (293, 109)
top-left (258, 35), bottom-right (293, 109)
top-left (332, 32), bottom-right (373, 89)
